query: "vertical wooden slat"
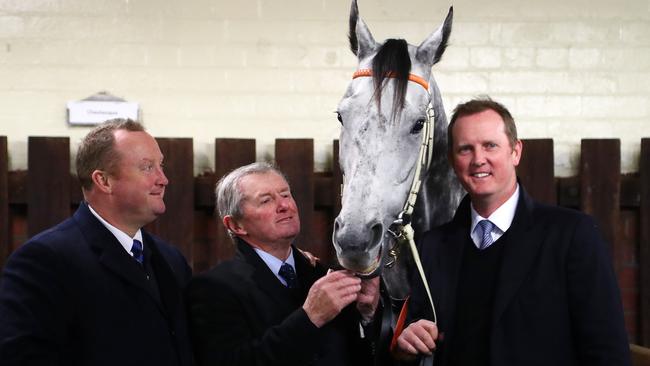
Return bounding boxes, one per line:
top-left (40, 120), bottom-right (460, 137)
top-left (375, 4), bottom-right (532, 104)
top-left (580, 139), bottom-right (633, 340)
top-left (580, 139), bottom-right (621, 252)
top-left (0, 137), bottom-right (8, 269)
top-left (517, 139), bottom-right (555, 205)
top-left (147, 138), bottom-right (194, 265)
top-left (213, 139), bottom-right (256, 266)
top-left (27, 137), bottom-right (70, 238)
top-left (275, 139), bottom-right (318, 257)
top-left (640, 138), bottom-right (650, 346)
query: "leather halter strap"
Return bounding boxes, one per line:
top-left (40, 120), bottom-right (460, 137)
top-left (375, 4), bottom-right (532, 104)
top-left (352, 68), bottom-right (429, 91)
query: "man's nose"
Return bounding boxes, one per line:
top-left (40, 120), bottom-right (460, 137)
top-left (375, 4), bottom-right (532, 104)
top-left (277, 197), bottom-right (291, 211)
top-left (471, 151), bottom-right (486, 166)
top-left (157, 168), bottom-right (169, 186)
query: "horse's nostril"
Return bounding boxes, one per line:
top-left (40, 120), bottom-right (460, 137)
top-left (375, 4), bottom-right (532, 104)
top-left (370, 222), bottom-right (383, 248)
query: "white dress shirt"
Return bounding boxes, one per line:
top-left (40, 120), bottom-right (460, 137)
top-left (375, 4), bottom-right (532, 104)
top-left (253, 247), bottom-right (296, 287)
top-left (469, 184), bottom-right (520, 249)
top-left (87, 204), bottom-right (144, 258)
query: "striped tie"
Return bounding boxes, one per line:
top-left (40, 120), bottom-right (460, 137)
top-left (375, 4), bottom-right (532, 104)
top-left (477, 220), bottom-right (495, 250)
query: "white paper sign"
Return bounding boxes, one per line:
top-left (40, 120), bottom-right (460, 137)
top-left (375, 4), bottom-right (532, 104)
top-left (67, 101), bottom-right (139, 125)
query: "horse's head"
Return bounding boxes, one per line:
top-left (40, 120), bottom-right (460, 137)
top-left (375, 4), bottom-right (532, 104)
top-left (333, 0), bottom-right (453, 277)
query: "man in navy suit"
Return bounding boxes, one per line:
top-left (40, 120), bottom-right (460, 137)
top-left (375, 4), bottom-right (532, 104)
top-left (394, 97), bottom-right (631, 365)
top-left (187, 162), bottom-right (380, 366)
top-left (0, 119), bottom-right (193, 366)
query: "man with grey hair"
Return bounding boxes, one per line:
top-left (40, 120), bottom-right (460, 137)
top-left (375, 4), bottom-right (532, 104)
top-left (0, 118), bottom-right (193, 366)
top-left (187, 162), bottom-right (381, 366)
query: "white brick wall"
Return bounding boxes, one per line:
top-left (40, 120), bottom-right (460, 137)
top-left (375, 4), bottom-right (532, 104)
top-left (0, 0), bottom-right (648, 177)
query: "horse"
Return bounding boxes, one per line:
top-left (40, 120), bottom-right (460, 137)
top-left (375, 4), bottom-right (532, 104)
top-left (332, 0), bottom-right (464, 319)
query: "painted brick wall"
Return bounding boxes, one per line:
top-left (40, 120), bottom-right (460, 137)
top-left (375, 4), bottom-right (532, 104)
top-left (0, 0), bottom-right (648, 176)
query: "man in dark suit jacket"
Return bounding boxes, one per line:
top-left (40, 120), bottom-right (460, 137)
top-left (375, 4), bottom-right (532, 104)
top-left (394, 97), bottom-right (631, 365)
top-left (0, 119), bottom-right (193, 366)
top-left (187, 162), bottom-right (380, 366)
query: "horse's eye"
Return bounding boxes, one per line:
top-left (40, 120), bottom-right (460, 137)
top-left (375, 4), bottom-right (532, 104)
top-left (410, 118), bottom-right (426, 134)
top-left (337, 112), bottom-right (343, 125)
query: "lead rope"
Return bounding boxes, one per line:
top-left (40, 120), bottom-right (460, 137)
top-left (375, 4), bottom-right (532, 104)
top-left (393, 99), bottom-right (436, 323)
top-left (389, 99), bottom-right (436, 366)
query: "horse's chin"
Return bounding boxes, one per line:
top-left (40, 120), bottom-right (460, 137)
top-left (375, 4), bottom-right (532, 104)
top-left (337, 244), bottom-right (383, 279)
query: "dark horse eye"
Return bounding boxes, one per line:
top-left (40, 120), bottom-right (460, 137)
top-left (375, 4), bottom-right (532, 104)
top-left (411, 118), bottom-right (426, 134)
top-left (336, 112), bottom-right (343, 124)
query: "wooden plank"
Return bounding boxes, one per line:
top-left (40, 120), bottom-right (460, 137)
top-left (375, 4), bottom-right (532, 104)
top-left (146, 138), bottom-right (194, 265)
top-left (640, 138), bottom-right (650, 346)
top-left (275, 139), bottom-right (318, 257)
top-left (580, 139), bottom-right (621, 253)
top-left (27, 137), bottom-right (70, 238)
top-left (213, 139), bottom-right (256, 266)
top-left (557, 176), bottom-right (580, 208)
top-left (0, 137), bottom-right (8, 269)
top-left (517, 139), bottom-right (555, 205)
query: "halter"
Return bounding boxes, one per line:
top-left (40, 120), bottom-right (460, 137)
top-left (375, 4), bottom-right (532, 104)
top-left (349, 69), bottom-right (437, 324)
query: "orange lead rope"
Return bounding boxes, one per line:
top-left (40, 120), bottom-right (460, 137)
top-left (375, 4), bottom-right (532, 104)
top-left (389, 296), bottom-right (410, 352)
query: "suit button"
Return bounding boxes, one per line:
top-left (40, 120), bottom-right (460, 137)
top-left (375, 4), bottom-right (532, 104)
top-left (170, 330), bottom-right (176, 336)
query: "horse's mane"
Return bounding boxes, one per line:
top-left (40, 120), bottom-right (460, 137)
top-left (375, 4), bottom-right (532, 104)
top-left (371, 39), bottom-right (411, 122)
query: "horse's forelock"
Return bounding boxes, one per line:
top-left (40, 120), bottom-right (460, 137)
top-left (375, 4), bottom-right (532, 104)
top-left (371, 39), bottom-right (411, 122)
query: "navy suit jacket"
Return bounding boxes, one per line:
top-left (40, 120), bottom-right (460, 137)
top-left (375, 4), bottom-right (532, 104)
top-left (0, 202), bottom-right (193, 366)
top-left (187, 239), bottom-right (372, 366)
top-left (409, 185), bottom-right (631, 366)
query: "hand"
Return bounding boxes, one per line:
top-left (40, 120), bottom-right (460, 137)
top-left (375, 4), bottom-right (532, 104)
top-left (393, 319), bottom-right (438, 361)
top-left (298, 249), bottom-right (319, 267)
top-left (303, 270), bottom-right (361, 328)
top-left (356, 277), bottom-right (380, 322)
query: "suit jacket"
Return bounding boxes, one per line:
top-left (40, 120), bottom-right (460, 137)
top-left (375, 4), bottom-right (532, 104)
top-left (0, 202), bottom-right (193, 366)
top-left (409, 185), bottom-right (631, 366)
top-left (187, 239), bottom-right (371, 366)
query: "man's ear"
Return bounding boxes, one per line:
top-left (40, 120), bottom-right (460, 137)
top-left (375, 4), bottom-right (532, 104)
top-left (223, 215), bottom-right (247, 236)
top-left (90, 170), bottom-right (112, 194)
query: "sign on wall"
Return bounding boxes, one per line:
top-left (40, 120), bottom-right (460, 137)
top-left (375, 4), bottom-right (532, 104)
top-left (67, 91), bottom-right (139, 126)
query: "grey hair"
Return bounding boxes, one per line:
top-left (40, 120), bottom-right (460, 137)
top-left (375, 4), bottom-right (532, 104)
top-left (215, 162), bottom-right (288, 230)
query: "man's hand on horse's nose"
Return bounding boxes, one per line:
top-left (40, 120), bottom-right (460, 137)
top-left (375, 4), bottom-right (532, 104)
top-left (302, 270), bottom-right (361, 328)
top-left (356, 277), bottom-right (380, 322)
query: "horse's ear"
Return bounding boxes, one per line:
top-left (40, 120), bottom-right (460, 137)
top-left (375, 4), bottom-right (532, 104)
top-left (416, 6), bottom-right (453, 66)
top-left (348, 0), bottom-right (377, 59)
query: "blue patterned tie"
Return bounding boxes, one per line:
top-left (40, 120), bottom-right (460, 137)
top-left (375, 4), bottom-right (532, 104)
top-left (278, 263), bottom-right (297, 289)
top-left (131, 239), bottom-right (144, 265)
top-left (477, 220), bottom-right (495, 250)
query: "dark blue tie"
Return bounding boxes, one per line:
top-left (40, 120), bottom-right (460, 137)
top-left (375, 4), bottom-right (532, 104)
top-left (278, 263), bottom-right (297, 289)
top-left (131, 239), bottom-right (144, 265)
top-left (476, 220), bottom-right (495, 250)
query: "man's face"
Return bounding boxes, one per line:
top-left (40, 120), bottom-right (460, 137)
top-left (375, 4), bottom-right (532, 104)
top-left (232, 171), bottom-right (301, 249)
top-left (450, 109), bottom-right (522, 213)
top-left (108, 130), bottom-right (169, 228)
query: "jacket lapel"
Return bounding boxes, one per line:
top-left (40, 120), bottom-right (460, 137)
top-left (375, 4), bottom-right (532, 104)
top-left (74, 203), bottom-right (164, 307)
top-left (146, 232), bottom-right (181, 317)
top-left (438, 196), bottom-right (471, 330)
top-left (237, 240), bottom-right (298, 311)
top-left (492, 187), bottom-right (543, 325)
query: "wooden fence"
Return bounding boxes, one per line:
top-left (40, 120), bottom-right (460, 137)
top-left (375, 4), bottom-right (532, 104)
top-left (0, 136), bottom-right (648, 347)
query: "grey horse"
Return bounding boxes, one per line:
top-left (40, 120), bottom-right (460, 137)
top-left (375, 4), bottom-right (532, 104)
top-left (333, 0), bottom-right (464, 306)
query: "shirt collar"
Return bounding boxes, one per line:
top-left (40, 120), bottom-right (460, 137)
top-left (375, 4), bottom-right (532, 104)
top-left (470, 183), bottom-right (520, 235)
top-left (253, 246), bottom-right (296, 281)
top-left (87, 203), bottom-right (143, 256)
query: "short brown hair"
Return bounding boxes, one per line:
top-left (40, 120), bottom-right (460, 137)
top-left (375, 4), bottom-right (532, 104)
top-left (447, 96), bottom-right (518, 154)
top-left (76, 118), bottom-right (145, 190)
